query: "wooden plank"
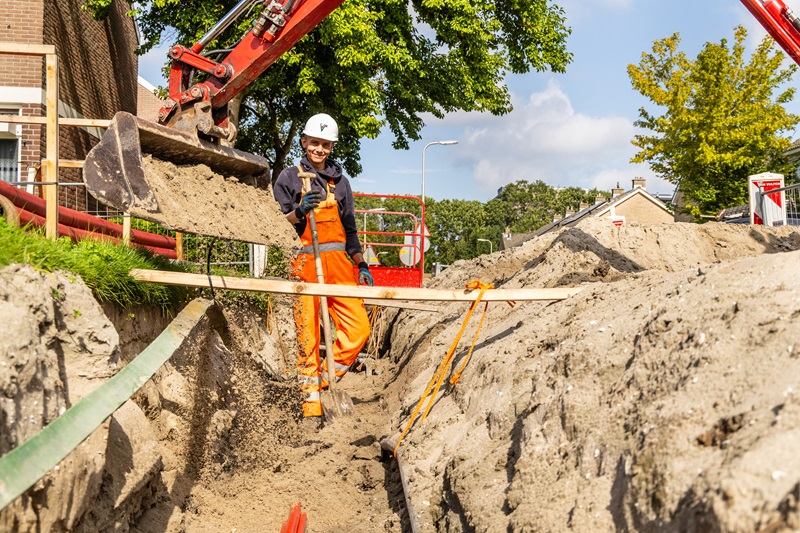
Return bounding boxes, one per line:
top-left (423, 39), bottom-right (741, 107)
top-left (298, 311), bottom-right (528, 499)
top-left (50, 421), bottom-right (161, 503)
top-left (0, 42), bottom-right (55, 56)
top-left (175, 232), bottom-right (184, 261)
top-left (0, 115), bottom-right (111, 128)
top-left (130, 269), bottom-right (582, 302)
top-left (57, 160), bottom-right (84, 168)
top-left (363, 298), bottom-right (441, 312)
top-left (44, 53), bottom-right (58, 240)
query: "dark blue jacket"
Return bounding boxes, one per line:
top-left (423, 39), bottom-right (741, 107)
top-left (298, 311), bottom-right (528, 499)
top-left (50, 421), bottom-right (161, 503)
top-left (273, 156), bottom-right (362, 258)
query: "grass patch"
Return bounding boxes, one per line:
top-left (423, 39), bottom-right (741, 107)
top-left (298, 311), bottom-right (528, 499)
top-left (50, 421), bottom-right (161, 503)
top-left (0, 219), bottom-right (191, 310)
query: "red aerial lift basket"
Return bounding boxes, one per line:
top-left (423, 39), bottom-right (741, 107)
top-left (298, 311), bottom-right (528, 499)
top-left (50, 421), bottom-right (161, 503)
top-left (354, 193), bottom-right (426, 288)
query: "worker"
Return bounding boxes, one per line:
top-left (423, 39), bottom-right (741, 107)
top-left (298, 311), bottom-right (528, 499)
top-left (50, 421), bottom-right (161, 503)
top-left (273, 113), bottom-right (373, 419)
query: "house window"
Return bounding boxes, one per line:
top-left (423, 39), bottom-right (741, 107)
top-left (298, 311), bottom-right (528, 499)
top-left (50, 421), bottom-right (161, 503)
top-left (0, 138), bottom-right (19, 182)
top-left (0, 108), bottom-right (21, 183)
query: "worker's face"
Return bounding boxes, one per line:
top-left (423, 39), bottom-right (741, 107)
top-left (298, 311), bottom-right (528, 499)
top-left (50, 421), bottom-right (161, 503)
top-left (302, 136), bottom-right (334, 169)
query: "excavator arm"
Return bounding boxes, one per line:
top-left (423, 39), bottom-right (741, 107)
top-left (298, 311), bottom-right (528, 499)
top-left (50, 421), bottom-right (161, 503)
top-left (741, 0), bottom-right (800, 66)
top-left (82, 0), bottom-right (345, 244)
top-left (159, 0), bottom-right (345, 141)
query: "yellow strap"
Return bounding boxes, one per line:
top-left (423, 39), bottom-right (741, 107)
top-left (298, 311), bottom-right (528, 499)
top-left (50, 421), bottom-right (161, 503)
top-left (393, 280), bottom-right (493, 457)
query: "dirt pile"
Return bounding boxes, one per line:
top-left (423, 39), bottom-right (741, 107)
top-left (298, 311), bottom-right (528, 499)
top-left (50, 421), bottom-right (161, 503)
top-left (139, 155), bottom-right (300, 249)
top-left (3, 218), bottom-right (800, 532)
top-left (381, 218), bottom-right (800, 531)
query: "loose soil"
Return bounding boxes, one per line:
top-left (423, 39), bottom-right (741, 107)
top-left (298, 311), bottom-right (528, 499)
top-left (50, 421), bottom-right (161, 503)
top-left (3, 217), bottom-right (800, 532)
top-left (139, 155), bottom-right (299, 250)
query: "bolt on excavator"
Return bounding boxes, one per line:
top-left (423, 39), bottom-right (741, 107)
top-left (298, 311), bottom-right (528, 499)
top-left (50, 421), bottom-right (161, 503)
top-left (82, 0), bottom-right (345, 244)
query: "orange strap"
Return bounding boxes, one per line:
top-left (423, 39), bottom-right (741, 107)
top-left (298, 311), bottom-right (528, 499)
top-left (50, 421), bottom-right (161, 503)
top-left (394, 280), bottom-right (493, 457)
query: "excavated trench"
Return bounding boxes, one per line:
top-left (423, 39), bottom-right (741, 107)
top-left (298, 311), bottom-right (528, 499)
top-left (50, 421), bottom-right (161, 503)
top-left (5, 218), bottom-right (800, 532)
top-left (117, 297), bottom-right (413, 532)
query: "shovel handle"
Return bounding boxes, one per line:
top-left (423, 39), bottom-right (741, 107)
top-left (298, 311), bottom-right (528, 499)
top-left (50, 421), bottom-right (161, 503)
top-left (301, 175), bottom-right (337, 392)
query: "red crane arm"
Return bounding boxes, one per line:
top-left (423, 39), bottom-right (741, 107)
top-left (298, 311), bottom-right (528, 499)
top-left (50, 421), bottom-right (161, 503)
top-left (159, 0), bottom-right (345, 138)
top-left (741, 0), bottom-right (800, 66)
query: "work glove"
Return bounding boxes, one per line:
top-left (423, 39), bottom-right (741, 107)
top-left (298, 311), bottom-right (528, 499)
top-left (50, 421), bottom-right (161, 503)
top-left (297, 189), bottom-right (322, 216)
top-left (357, 262), bottom-right (374, 286)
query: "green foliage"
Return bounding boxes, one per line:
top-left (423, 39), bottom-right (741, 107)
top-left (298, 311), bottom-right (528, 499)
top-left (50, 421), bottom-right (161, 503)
top-left (0, 219), bottom-right (190, 310)
top-left (490, 180), bottom-right (602, 232)
top-left (89, 0), bottom-right (572, 183)
top-left (628, 27), bottom-right (799, 219)
top-left (81, 0), bottom-right (114, 20)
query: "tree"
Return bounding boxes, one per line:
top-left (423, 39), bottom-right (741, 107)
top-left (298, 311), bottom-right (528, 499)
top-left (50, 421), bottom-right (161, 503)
top-left (350, 180), bottom-right (605, 269)
top-left (83, 0), bottom-right (572, 183)
top-left (489, 180), bottom-right (601, 233)
top-left (628, 27), bottom-right (799, 219)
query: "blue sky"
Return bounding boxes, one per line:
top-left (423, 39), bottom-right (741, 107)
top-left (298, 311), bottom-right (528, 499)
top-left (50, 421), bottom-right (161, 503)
top-left (138, 0), bottom-right (800, 203)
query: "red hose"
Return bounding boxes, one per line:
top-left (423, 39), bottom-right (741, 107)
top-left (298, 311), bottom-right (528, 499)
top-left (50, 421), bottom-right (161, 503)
top-left (280, 503), bottom-right (307, 533)
top-left (0, 180), bottom-right (176, 249)
top-left (16, 208), bottom-right (178, 259)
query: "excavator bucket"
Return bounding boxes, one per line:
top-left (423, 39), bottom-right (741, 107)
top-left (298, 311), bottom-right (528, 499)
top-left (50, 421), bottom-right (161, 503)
top-left (83, 111), bottom-right (279, 244)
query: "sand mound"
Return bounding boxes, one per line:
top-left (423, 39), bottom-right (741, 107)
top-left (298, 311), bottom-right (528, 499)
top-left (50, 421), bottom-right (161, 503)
top-left (384, 219), bottom-right (800, 531)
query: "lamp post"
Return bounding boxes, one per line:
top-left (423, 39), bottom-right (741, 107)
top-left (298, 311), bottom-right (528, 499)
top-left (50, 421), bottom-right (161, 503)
top-left (421, 140), bottom-right (458, 275)
top-left (362, 207), bottom-right (386, 244)
top-left (421, 140), bottom-right (459, 204)
top-left (477, 238), bottom-right (493, 254)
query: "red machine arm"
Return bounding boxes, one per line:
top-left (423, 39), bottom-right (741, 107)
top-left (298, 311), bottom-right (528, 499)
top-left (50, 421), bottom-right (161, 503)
top-left (741, 0), bottom-right (800, 66)
top-left (158, 0), bottom-right (345, 140)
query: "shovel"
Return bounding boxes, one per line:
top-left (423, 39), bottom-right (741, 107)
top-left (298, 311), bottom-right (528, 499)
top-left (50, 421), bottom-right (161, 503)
top-left (300, 173), bottom-right (355, 421)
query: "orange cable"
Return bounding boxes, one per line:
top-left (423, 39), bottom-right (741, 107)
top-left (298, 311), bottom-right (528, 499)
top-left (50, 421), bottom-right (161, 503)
top-left (393, 280), bottom-right (493, 457)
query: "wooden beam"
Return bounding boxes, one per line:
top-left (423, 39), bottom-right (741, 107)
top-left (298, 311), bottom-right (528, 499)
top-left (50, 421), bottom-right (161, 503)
top-left (44, 53), bottom-right (58, 240)
top-left (57, 160), bottom-right (84, 168)
top-left (0, 42), bottom-right (55, 56)
top-left (0, 116), bottom-right (111, 128)
top-left (363, 299), bottom-right (441, 312)
top-left (130, 269), bottom-right (582, 302)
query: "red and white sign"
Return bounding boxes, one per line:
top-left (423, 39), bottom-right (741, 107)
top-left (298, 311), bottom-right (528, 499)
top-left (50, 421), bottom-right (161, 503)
top-left (748, 173), bottom-right (786, 226)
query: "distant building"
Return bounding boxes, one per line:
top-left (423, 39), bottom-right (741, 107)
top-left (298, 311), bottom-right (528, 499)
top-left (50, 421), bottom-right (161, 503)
top-left (0, 0), bottom-right (139, 212)
top-left (137, 76), bottom-right (164, 123)
top-left (501, 178), bottom-right (674, 249)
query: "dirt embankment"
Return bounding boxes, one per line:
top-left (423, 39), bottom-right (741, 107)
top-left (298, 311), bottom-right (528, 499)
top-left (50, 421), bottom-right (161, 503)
top-left (382, 218), bottom-right (800, 532)
top-left (3, 218), bottom-right (800, 532)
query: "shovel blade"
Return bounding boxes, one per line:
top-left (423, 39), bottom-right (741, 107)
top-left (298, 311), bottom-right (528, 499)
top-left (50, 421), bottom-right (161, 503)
top-left (321, 389), bottom-right (354, 422)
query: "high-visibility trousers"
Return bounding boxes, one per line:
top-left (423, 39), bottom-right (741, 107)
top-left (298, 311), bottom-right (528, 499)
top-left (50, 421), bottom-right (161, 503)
top-left (292, 250), bottom-right (370, 417)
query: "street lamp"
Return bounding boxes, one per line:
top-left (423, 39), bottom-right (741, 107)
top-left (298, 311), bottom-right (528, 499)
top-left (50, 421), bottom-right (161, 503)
top-left (421, 140), bottom-right (457, 276)
top-left (477, 238), bottom-right (493, 254)
top-left (362, 207), bottom-right (386, 244)
top-left (421, 140), bottom-right (459, 203)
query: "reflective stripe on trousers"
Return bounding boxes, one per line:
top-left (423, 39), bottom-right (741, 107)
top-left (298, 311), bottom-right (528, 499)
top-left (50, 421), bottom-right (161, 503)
top-left (292, 183), bottom-right (370, 417)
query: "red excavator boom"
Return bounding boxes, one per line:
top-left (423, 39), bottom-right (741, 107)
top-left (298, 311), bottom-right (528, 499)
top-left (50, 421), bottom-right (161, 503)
top-left (741, 0), bottom-right (800, 66)
top-left (159, 0), bottom-right (346, 140)
top-left (82, 0), bottom-right (347, 242)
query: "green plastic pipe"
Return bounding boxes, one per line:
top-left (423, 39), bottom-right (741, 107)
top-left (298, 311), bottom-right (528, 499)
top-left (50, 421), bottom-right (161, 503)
top-left (0, 297), bottom-right (216, 510)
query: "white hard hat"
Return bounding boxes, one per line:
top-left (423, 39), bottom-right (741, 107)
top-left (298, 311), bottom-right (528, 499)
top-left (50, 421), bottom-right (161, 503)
top-left (303, 113), bottom-right (339, 142)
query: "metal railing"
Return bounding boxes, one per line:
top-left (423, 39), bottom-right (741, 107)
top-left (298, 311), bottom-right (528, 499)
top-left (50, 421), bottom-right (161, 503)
top-left (756, 182), bottom-right (800, 226)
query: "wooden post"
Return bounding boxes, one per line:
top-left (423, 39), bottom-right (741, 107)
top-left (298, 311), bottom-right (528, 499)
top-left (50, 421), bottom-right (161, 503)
top-left (122, 212), bottom-right (132, 245)
top-left (44, 52), bottom-right (59, 240)
top-left (175, 232), bottom-right (184, 260)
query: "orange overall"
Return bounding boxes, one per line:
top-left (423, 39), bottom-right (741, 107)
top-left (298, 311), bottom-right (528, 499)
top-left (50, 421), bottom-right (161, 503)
top-left (291, 182), bottom-right (370, 417)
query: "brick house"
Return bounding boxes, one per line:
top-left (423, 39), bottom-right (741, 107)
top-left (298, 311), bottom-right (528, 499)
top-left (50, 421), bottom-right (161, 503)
top-left (0, 0), bottom-right (138, 212)
top-left (137, 76), bottom-right (164, 123)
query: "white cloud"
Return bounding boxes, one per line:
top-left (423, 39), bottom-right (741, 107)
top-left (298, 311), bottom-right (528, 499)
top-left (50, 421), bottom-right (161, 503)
top-left (435, 80), bottom-right (666, 195)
